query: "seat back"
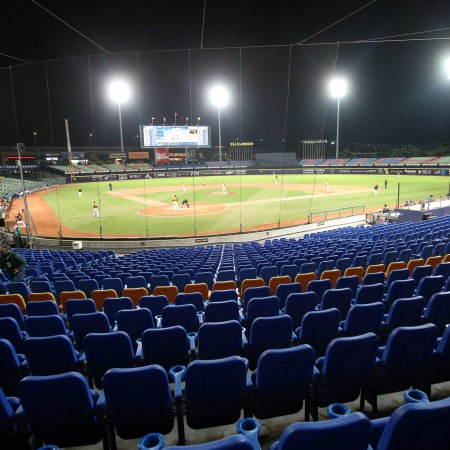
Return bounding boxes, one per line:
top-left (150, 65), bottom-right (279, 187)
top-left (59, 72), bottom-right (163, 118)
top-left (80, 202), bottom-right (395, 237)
top-left (103, 297), bottom-right (134, 326)
top-left (212, 280), bottom-right (237, 292)
top-left (335, 275), bottom-right (359, 297)
top-left (320, 288), bottom-right (352, 318)
top-left (175, 292), bottom-right (205, 312)
top-left (17, 372), bottom-right (105, 448)
top-left (70, 311), bottom-right (110, 350)
top-left (386, 296), bottom-right (427, 328)
top-left (343, 303), bottom-right (385, 336)
top-left (411, 264), bottom-right (433, 288)
top-left (84, 331), bottom-right (134, 388)
top-left (102, 365), bottom-right (174, 440)
top-left (78, 279), bottom-right (99, 298)
top-left (204, 300), bottom-right (240, 323)
top-left (344, 267), bottom-right (365, 284)
top-left (355, 283), bottom-right (384, 304)
top-left (242, 286), bottom-right (270, 312)
top-left (376, 397), bottom-right (450, 450)
top-left (26, 300), bottom-right (59, 316)
top-left (306, 279), bottom-right (332, 305)
top-left (416, 275), bottom-right (445, 301)
top-left (275, 282), bottom-right (301, 310)
top-left (161, 304), bottom-right (199, 333)
top-left (385, 268), bottom-right (409, 290)
top-left (198, 320), bottom-right (243, 359)
top-left (122, 287), bottom-right (149, 307)
top-left (22, 335), bottom-right (78, 376)
top-left (0, 294), bottom-right (27, 313)
top-left (268, 275), bottom-right (291, 296)
top-left (0, 317), bottom-right (25, 351)
top-left (29, 280), bottom-right (53, 294)
top-left (252, 345), bottom-right (315, 419)
top-left (116, 308), bottom-right (154, 343)
top-left (194, 272), bottom-right (214, 290)
top-left (209, 289), bottom-right (238, 303)
top-left (0, 338), bottom-right (25, 395)
top-left (0, 303), bottom-right (25, 326)
top-left (184, 283), bottom-right (208, 300)
top-left (240, 278), bottom-right (265, 297)
top-left (140, 326), bottom-right (189, 370)
top-left (184, 356), bottom-right (249, 429)
top-left (126, 276), bottom-right (147, 289)
top-left (102, 277), bottom-right (124, 297)
top-left (250, 315), bottom-right (293, 354)
top-left (271, 412), bottom-right (370, 450)
top-left (284, 292), bottom-right (316, 329)
top-left (247, 296), bottom-right (280, 326)
top-left (6, 282), bottom-right (29, 303)
top-left (384, 279), bottom-right (415, 308)
top-left (171, 273), bottom-right (192, 292)
top-left (139, 295), bottom-right (169, 317)
top-left (320, 269), bottom-right (341, 288)
top-left (424, 291), bottom-right (450, 331)
top-left (65, 298), bottom-right (96, 322)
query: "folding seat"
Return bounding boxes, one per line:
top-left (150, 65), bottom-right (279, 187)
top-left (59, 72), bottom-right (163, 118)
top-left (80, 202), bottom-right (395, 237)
top-left (320, 269), bottom-right (341, 288)
top-left (283, 292), bottom-right (316, 329)
top-left (136, 326), bottom-right (190, 371)
top-left (352, 255), bottom-right (367, 269)
top-left (204, 300), bottom-right (241, 323)
top-left (342, 265), bottom-right (363, 282)
top-left (384, 261), bottom-right (407, 280)
top-left (22, 335), bottom-right (80, 376)
top-left (397, 248), bottom-right (412, 263)
top-left (76, 279), bottom-right (98, 299)
top-left (101, 365), bottom-right (176, 448)
top-left (382, 250), bottom-right (398, 267)
top-left (65, 298), bottom-right (97, 323)
top-left (237, 267), bottom-right (257, 286)
top-left (0, 338), bottom-right (28, 395)
top-left (361, 323), bottom-right (438, 413)
top-left (116, 308), bottom-right (155, 346)
top-left (0, 294), bottom-right (26, 314)
top-left (149, 274), bottom-right (170, 291)
top-left (26, 314), bottom-right (67, 338)
top-left (125, 275), bottom-right (147, 289)
top-left (29, 280), bottom-right (53, 294)
top-left (270, 411), bottom-right (370, 450)
top-left (411, 264), bottom-right (433, 288)
top-left (70, 311), bottom-right (111, 350)
top-left (84, 331), bottom-right (135, 388)
top-left (335, 275), bottom-right (359, 298)
top-left (102, 277), bottom-right (123, 297)
top-left (17, 372), bottom-right (107, 449)
top-left (122, 287), bottom-right (148, 307)
top-left (275, 282), bottom-right (301, 309)
top-left (292, 258), bottom-right (308, 272)
top-left (172, 273), bottom-right (192, 292)
top-left (139, 295), bottom-right (169, 318)
top-left (59, 289), bottom-right (86, 312)
top-left (299, 262), bottom-right (316, 274)
top-left (336, 257), bottom-right (352, 274)
top-left (433, 241), bottom-right (447, 256)
top-left (366, 264), bottom-right (385, 274)
top-left (212, 280), bottom-right (237, 291)
top-left (0, 303), bottom-right (26, 328)
top-left (0, 317), bottom-right (27, 352)
top-left (6, 282), bottom-right (29, 303)
top-left (340, 302), bottom-right (385, 337)
top-left (368, 396), bottom-right (450, 450)
top-left (242, 285), bottom-right (270, 312)
top-left (320, 287), bottom-right (353, 319)
top-left (152, 285), bottom-right (178, 303)
top-left (260, 266), bottom-right (278, 286)
top-left (383, 279), bottom-right (415, 311)
top-left (434, 261), bottom-right (450, 279)
top-left (103, 297), bottom-right (134, 326)
top-left (240, 278), bottom-right (265, 297)
top-left (317, 260), bottom-right (334, 277)
top-left (280, 264), bottom-right (298, 281)
top-left (422, 291), bottom-right (450, 334)
top-left (194, 272), bottom-right (214, 290)
top-left (197, 320), bottom-right (244, 359)
top-left (161, 304), bottom-right (200, 333)
top-left (245, 296), bottom-right (280, 328)
top-left (176, 291), bottom-right (206, 313)
top-left (310, 332), bottom-right (379, 420)
top-left (268, 275), bottom-right (291, 296)
top-left (251, 345), bottom-right (315, 420)
top-left (0, 386), bottom-right (29, 450)
top-left (247, 315), bottom-right (294, 370)
top-left (175, 356), bottom-right (251, 442)
top-left (415, 275), bottom-right (445, 302)
top-left (406, 258), bottom-right (425, 276)
top-left (425, 255), bottom-right (443, 271)
top-left (296, 308), bottom-right (340, 357)
top-left (306, 279), bottom-right (331, 305)
top-left (216, 269), bottom-right (236, 282)
top-left (413, 244), bottom-right (434, 261)
top-left (26, 299), bottom-right (59, 316)
top-left (380, 296), bottom-right (427, 341)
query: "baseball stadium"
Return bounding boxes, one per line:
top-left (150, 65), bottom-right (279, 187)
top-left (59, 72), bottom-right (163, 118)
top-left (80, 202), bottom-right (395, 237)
top-left (2, 2), bottom-right (450, 450)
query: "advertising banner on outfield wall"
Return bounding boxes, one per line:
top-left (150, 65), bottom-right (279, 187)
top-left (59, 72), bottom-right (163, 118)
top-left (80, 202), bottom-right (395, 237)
top-left (154, 148), bottom-right (169, 165)
top-left (128, 151), bottom-right (150, 160)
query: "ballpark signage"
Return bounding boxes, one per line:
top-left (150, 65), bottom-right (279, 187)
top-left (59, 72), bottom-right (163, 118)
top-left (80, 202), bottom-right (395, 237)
top-left (154, 148), bottom-right (170, 165)
top-left (128, 152), bottom-right (149, 160)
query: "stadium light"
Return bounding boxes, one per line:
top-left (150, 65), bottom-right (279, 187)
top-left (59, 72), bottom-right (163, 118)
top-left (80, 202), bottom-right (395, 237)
top-left (329, 78), bottom-right (347, 159)
top-left (108, 79), bottom-right (131, 155)
top-left (210, 85), bottom-right (230, 162)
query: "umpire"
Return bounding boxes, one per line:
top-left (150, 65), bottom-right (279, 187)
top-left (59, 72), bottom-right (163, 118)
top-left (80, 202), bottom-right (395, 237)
top-left (0, 245), bottom-right (27, 282)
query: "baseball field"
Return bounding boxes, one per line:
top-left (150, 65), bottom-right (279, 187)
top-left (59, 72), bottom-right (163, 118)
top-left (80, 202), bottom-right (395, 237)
top-left (9, 173), bottom-right (450, 238)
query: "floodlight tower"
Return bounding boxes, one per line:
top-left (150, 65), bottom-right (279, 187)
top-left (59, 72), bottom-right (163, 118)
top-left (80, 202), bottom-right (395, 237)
top-left (329, 78), bottom-right (348, 159)
top-left (209, 85), bottom-right (229, 162)
top-left (108, 80), bottom-right (130, 155)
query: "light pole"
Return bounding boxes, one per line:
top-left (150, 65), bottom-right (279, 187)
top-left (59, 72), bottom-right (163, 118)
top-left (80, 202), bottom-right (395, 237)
top-left (197, 117), bottom-right (200, 126)
top-left (163, 117), bottom-right (166, 126)
top-left (329, 78), bottom-right (347, 159)
top-left (108, 80), bottom-right (131, 155)
top-left (209, 85), bottom-right (229, 162)
top-left (186, 117), bottom-right (189, 125)
top-left (151, 117), bottom-right (155, 125)
top-left (89, 133), bottom-right (93, 148)
top-left (33, 132), bottom-right (37, 148)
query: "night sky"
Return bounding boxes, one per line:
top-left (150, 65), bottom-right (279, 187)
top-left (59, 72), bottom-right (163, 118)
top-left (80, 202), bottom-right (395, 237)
top-left (1, 0), bottom-right (450, 150)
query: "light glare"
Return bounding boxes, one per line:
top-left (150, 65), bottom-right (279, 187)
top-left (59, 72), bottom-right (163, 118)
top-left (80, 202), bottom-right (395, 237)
top-left (209, 85), bottom-right (229, 108)
top-left (445, 58), bottom-right (450, 79)
top-left (109, 80), bottom-right (131, 104)
top-left (329, 78), bottom-right (348, 99)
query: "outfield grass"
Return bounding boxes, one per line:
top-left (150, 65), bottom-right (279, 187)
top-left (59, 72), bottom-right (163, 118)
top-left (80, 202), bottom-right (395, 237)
top-left (40, 173), bottom-right (449, 237)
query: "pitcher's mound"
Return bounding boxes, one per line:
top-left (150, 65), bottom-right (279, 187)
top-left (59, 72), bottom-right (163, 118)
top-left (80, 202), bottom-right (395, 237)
top-left (139, 203), bottom-right (227, 217)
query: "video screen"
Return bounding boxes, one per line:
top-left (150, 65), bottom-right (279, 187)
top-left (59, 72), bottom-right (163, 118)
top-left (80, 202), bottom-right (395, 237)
top-left (140, 125), bottom-right (211, 148)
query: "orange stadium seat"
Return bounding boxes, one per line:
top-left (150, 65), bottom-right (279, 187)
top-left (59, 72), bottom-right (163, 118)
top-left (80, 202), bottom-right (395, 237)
top-left (320, 269), bottom-right (341, 288)
top-left (295, 272), bottom-right (318, 292)
top-left (385, 261), bottom-right (407, 279)
top-left (269, 275), bottom-right (291, 296)
top-left (153, 285), bottom-right (178, 304)
top-left (407, 258), bottom-right (425, 276)
top-left (184, 283), bottom-right (209, 300)
top-left (344, 267), bottom-right (365, 285)
top-left (0, 293), bottom-right (27, 313)
top-left (59, 290), bottom-right (87, 313)
top-left (91, 289), bottom-right (118, 311)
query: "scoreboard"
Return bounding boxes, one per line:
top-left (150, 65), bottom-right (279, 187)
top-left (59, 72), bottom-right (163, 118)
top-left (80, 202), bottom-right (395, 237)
top-left (140, 125), bottom-right (211, 148)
